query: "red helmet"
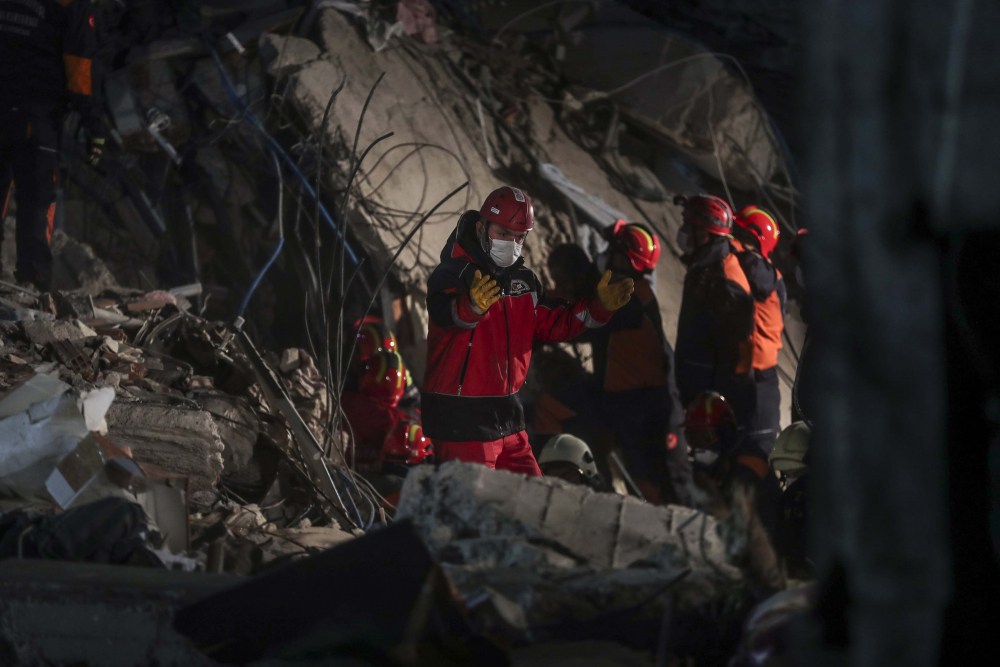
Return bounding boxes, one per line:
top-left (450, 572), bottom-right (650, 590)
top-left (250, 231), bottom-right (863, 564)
top-left (609, 219), bottom-right (660, 272)
top-left (735, 206), bottom-right (780, 258)
top-left (359, 350), bottom-right (406, 407)
top-left (480, 186), bottom-right (534, 233)
top-left (682, 391), bottom-right (737, 450)
top-left (354, 315), bottom-right (396, 362)
top-left (676, 194), bottom-right (733, 237)
top-left (381, 421), bottom-right (433, 466)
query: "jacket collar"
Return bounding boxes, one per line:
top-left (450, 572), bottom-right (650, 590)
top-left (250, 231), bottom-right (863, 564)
top-left (685, 236), bottom-right (732, 269)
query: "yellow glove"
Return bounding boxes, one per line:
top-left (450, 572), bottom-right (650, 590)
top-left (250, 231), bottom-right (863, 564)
top-left (89, 136), bottom-right (106, 166)
top-left (469, 270), bottom-right (501, 314)
top-left (596, 270), bottom-right (634, 311)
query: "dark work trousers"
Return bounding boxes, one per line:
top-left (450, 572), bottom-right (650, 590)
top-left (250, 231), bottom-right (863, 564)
top-left (0, 105), bottom-right (59, 289)
top-left (749, 367), bottom-right (782, 452)
top-left (602, 387), bottom-right (671, 480)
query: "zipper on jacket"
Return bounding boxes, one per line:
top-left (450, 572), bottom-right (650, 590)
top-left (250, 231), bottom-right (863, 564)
top-left (501, 298), bottom-right (511, 395)
top-left (456, 328), bottom-right (476, 396)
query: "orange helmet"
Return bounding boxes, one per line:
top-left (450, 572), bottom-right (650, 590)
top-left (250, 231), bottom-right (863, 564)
top-left (381, 421), bottom-right (433, 466)
top-left (682, 391), bottom-right (737, 450)
top-left (609, 219), bottom-right (660, 272)
top-left (359, 351), bottom-right (406, 407)
top-left (675, 194), bottom-right (734, 237)
top-left (354, 315), bottom-right (396, 362)
top-left (735, 206), bottom-right (780, 258)
top-left (480, 186), bottom-right (534, 233)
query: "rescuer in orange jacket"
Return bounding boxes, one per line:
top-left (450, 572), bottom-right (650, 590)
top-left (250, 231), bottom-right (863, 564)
top-left (730, 206), bottom-right (787, 449)
top-left (0, 0), bottom-right (105, 290)
top-left (582, 222), bottom-right (690, 504)
top-left (673, 194), bottom-right (757, 441)
top-left (422, 186), bottom-right (634, 476)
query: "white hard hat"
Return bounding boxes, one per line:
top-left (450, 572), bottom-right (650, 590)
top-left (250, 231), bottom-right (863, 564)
top-left (538, 434), bottom-right (599, 478)
top-left (768, 422), bottom-right (811, 472)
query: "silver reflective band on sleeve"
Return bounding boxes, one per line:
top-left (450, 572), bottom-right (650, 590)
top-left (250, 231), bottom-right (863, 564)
top-left (451, 300), bottom-right (477, 329)
top-left (575, 308), bottom-right (602, 329)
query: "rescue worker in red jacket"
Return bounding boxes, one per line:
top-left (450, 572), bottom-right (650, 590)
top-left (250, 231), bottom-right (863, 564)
top-left (0, 0), bottom-right (104, 290)
top-left (673, 194), bottom-right (757, 440)
top-left (339, 350), bottom-right (413, 471)
top-left (730, 206), bottom-right (786, 449)
top-left (423, 186), bottom-right (634, 475)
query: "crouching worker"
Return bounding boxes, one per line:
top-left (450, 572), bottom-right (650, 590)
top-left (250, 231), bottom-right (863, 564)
top-left (340, 350), bottom-right (411, 471)
top-left (537, 434), bottom-right (611, 492)
top-left (363, 421), bottom-right (434, 512)
top-left (422, 186), bottom-right (634, 475)
top-left (768, 421), bottom-right (811, 580)
top-left (683, 391), bottom-right (784, 591)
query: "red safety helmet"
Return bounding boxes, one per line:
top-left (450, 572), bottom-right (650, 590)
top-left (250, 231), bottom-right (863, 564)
top-left (381, 421), bottom-right (433, 466)
top-left (676, 194), bottom-right (733, 237)
top-left (735, 206), bottom-right (780, 258)
top-left (354, 315), bottom-right (396, 362)
top-left (480, 186), bottom-right (534, 233)
top-left (609, 219), bottom-right (660, 272)
top-left (359, 350), bottom-right (406, 407)
top-left (682, 391), bottom-right (737, 450)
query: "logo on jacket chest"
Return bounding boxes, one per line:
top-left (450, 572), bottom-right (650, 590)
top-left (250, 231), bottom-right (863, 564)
top-left (507, 279), bottom-right (532, 297)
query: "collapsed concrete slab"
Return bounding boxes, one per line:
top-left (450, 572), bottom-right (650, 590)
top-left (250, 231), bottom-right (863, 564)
top-left (106, 402), bottom-right (224, 492)
top-left (258, 32), bottom-right (320, 76)
top-left (396, 461), bottom-right (739, 579)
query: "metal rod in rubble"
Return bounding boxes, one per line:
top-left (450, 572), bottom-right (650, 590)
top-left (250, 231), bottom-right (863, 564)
top-left (609, 451), bottom-right (647, 502)
top-left (232, 316), bottom-right (360, 531)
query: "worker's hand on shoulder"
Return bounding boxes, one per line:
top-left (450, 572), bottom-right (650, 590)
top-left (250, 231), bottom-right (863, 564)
top-left (469, 270), bottom-right (501, 314)
top-left (596, 270), bottom-right (634, 311)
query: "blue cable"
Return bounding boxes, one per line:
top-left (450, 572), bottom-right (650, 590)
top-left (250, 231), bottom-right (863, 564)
top-left (237, 239), bottom-right (284, 317)
top-left (207, 45), bottom-right (359, 266)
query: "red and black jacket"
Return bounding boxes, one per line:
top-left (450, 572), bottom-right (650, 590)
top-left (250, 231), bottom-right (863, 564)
top-left (675, 237), bottom-right (756, 406)
top-left (423, 212), bottom-right (613, 442)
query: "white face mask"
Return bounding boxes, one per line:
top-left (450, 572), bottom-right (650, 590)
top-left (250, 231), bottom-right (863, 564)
top-left (490, 238), bottom-right (523, 267)
top-left (676, 226), bottom-right (695, 255)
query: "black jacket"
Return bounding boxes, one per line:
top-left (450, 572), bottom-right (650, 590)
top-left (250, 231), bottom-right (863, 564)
top-left (675, 237), bottom-right (756, 406)
top-left (0, 0), bottom-right (100, 120)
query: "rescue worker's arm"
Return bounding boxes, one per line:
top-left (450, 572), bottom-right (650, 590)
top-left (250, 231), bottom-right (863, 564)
top-left (715, 279), bottom-right (756, 376)
top-left (426, 263), bottom-right (490, 330)
top-left (739, 252), bottom-right (780, 302)
top-left (728, 465), bottom-right (785, 591)
top-left (532, 271), bottom-right (632, 342)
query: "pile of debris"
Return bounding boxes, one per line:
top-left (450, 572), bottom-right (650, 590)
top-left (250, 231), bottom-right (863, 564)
top-left (0, 253), bottom-right (369, 577)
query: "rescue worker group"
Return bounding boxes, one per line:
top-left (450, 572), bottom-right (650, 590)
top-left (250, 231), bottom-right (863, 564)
top-left (0, 0), bottom-right (810, 583)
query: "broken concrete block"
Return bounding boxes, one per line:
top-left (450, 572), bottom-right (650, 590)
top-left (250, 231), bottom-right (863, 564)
top-left (287, 59), bottom-right (344, 129)
top-left (22, 320), bottom-right (86, 347)
top-left (258, 33), bottom-right (320, 77)
top-left (50, 231), bottom-right (121, 296)
top-left (106, 402), bottom-right (224, 492)
top-left (197, 393), bottom-right (259, 473)
top-left (397, 462), bottom-right (739, 578)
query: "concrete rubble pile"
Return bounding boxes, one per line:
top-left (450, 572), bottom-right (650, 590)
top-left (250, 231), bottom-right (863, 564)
top-left (0, 259), bottom-right (357, 579)
top-left (396, 462), bottom-right (753, 653)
